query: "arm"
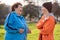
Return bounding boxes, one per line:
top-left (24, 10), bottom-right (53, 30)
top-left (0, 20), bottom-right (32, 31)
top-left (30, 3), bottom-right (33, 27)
top-left (36, 16), bottom-right (49, 29)
top-left (4, 13), bottom-right (21, 33)
top-left (40, 17), bottom-right (55, 34)
top-left (22, 16), bottom-right (31, 33)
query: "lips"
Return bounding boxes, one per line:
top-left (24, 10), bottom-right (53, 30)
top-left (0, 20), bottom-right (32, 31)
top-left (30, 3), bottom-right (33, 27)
top-left (20, 10), bottom-right (22, 12)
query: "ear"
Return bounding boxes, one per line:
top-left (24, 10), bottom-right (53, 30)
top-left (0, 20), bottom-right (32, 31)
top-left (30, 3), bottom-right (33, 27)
top-left (14, 7), bottom-right (17, 10)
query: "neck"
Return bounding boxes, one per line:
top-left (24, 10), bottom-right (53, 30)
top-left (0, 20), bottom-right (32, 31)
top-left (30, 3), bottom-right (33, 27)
top-left (43, 11), bottom-right (49, 16)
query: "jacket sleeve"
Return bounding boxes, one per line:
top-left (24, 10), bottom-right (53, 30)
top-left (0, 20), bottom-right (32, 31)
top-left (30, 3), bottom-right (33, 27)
top-left (36, 16), bottom-right (48, 29)
top-left (40, 17), bottom-right (55, 34)
top-left (4, 14), bottom-right (19, 33)
top-left (22, 16), bottom-right (29, 33)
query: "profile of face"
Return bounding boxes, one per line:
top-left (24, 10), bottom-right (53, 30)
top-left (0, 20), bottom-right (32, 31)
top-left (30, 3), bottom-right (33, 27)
top-left (15, 5), bottom-right (23, 14)
top-left (41, 6), bottom-right (48, 14)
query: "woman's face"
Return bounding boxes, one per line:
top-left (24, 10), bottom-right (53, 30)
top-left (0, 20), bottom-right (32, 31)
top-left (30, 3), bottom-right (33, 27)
top-left (18, 5), bottom-right (23, 13)
top-left (15, 5), bottom-right (23, 14)
top-left (41, 6), bottom-right (48, 14)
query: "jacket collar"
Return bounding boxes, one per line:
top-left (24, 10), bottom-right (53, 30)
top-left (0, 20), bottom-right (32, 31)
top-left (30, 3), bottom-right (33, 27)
top-left (13, 11), bottom-right (22, 17)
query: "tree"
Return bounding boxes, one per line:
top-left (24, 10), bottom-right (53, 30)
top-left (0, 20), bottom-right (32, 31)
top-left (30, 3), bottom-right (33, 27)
top-left (52, 2), bottom-right (60, 21)
top-left (23, 2), bottom-right (41, 22)
top-left (0, 3), bottom-right (10, 24)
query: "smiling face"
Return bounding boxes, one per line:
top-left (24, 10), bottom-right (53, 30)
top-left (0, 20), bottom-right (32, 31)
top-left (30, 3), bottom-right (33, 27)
top-left (14, 5), bottom-right (23, 15)
top-left (17, 5), bottom-right (23, 14)
top-left (12, 3), bottom-right (23, 15)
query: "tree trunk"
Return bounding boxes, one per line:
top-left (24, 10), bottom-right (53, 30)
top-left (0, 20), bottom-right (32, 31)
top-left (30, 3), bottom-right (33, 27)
top-left (57, 16), bottom-right (58, 21)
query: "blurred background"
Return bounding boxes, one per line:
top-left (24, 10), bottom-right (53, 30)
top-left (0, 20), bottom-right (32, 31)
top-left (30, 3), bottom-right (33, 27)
top-left (0, 0), bottom-right (60, 40)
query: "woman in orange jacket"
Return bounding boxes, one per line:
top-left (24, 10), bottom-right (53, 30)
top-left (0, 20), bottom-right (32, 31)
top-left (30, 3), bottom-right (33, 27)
top-left (36, 2), bottom-right (56, 40)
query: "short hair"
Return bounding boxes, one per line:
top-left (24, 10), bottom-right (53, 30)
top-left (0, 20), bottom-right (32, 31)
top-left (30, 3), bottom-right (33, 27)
top-left (11, 2), bottom-right (22, 11)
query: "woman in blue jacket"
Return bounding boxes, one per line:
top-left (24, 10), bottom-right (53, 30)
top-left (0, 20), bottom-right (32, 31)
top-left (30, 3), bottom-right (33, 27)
top-left (4, 2), bottom-right (31, 40)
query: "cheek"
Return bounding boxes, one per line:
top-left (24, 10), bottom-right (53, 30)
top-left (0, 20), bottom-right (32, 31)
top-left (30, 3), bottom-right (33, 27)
top-left (20, 8), bottom-right (23, 10)
top-left (20, 8), bottom-right (23, 12)
top-left (18, 7), bottom-right (20, 10)
top-left (42, 9), bottom-right (46, 13)
top-left (41, 9), bottom-right (44, 13)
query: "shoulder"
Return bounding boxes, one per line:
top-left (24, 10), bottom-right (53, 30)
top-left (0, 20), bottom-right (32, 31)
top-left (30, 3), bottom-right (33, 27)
top-left (48, 16), bottom-right (55, 22)
top-left (10, 11), bottom-right (15, 15)
top-left (9, 11), bottom-right (18, 18)
top-left (49, 13), bottom-right (55, 20)
top-left (7, 11), bottom-right (16, 19)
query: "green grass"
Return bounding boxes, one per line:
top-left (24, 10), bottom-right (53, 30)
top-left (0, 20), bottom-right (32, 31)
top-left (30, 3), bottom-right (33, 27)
top-left (54, 23), bottom-right (60, 40)
top-left (0, 23), bottom-right (60, 40)
top-left (0, 25), bottom-right (5, 40)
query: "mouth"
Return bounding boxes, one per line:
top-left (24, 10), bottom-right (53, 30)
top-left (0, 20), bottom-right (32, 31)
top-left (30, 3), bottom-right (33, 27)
top-left (20, 10), bottom-right (22, 12)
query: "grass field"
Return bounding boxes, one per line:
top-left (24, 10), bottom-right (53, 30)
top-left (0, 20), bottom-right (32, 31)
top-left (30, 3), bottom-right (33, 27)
top-left (0, 23), bottom-right (60, 40)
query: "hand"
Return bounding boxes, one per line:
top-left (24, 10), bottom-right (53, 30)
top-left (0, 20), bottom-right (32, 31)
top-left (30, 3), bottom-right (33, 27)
top-left (19, 29), bottom-right (24, 33)
top-left (28, 29), bottom-right (31, 34)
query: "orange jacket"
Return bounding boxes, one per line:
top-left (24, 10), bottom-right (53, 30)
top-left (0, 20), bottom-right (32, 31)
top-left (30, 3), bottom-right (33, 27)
top-left (36, 15), bottom-right (55, 40)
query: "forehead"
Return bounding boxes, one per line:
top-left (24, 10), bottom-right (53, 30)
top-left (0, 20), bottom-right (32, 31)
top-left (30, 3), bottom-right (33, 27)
top-left (41, 6), bottom-right (46, 9)
top-left (18, 5), bottom-right (22, 7)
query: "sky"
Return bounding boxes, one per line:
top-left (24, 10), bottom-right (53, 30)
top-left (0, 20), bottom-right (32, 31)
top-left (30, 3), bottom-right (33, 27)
top-left (58, 0), bottom-right (60, 3)
top-left (0, 0), bottom-right (60, 6)
top-left (0, 0), bottom-right (26, 6)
